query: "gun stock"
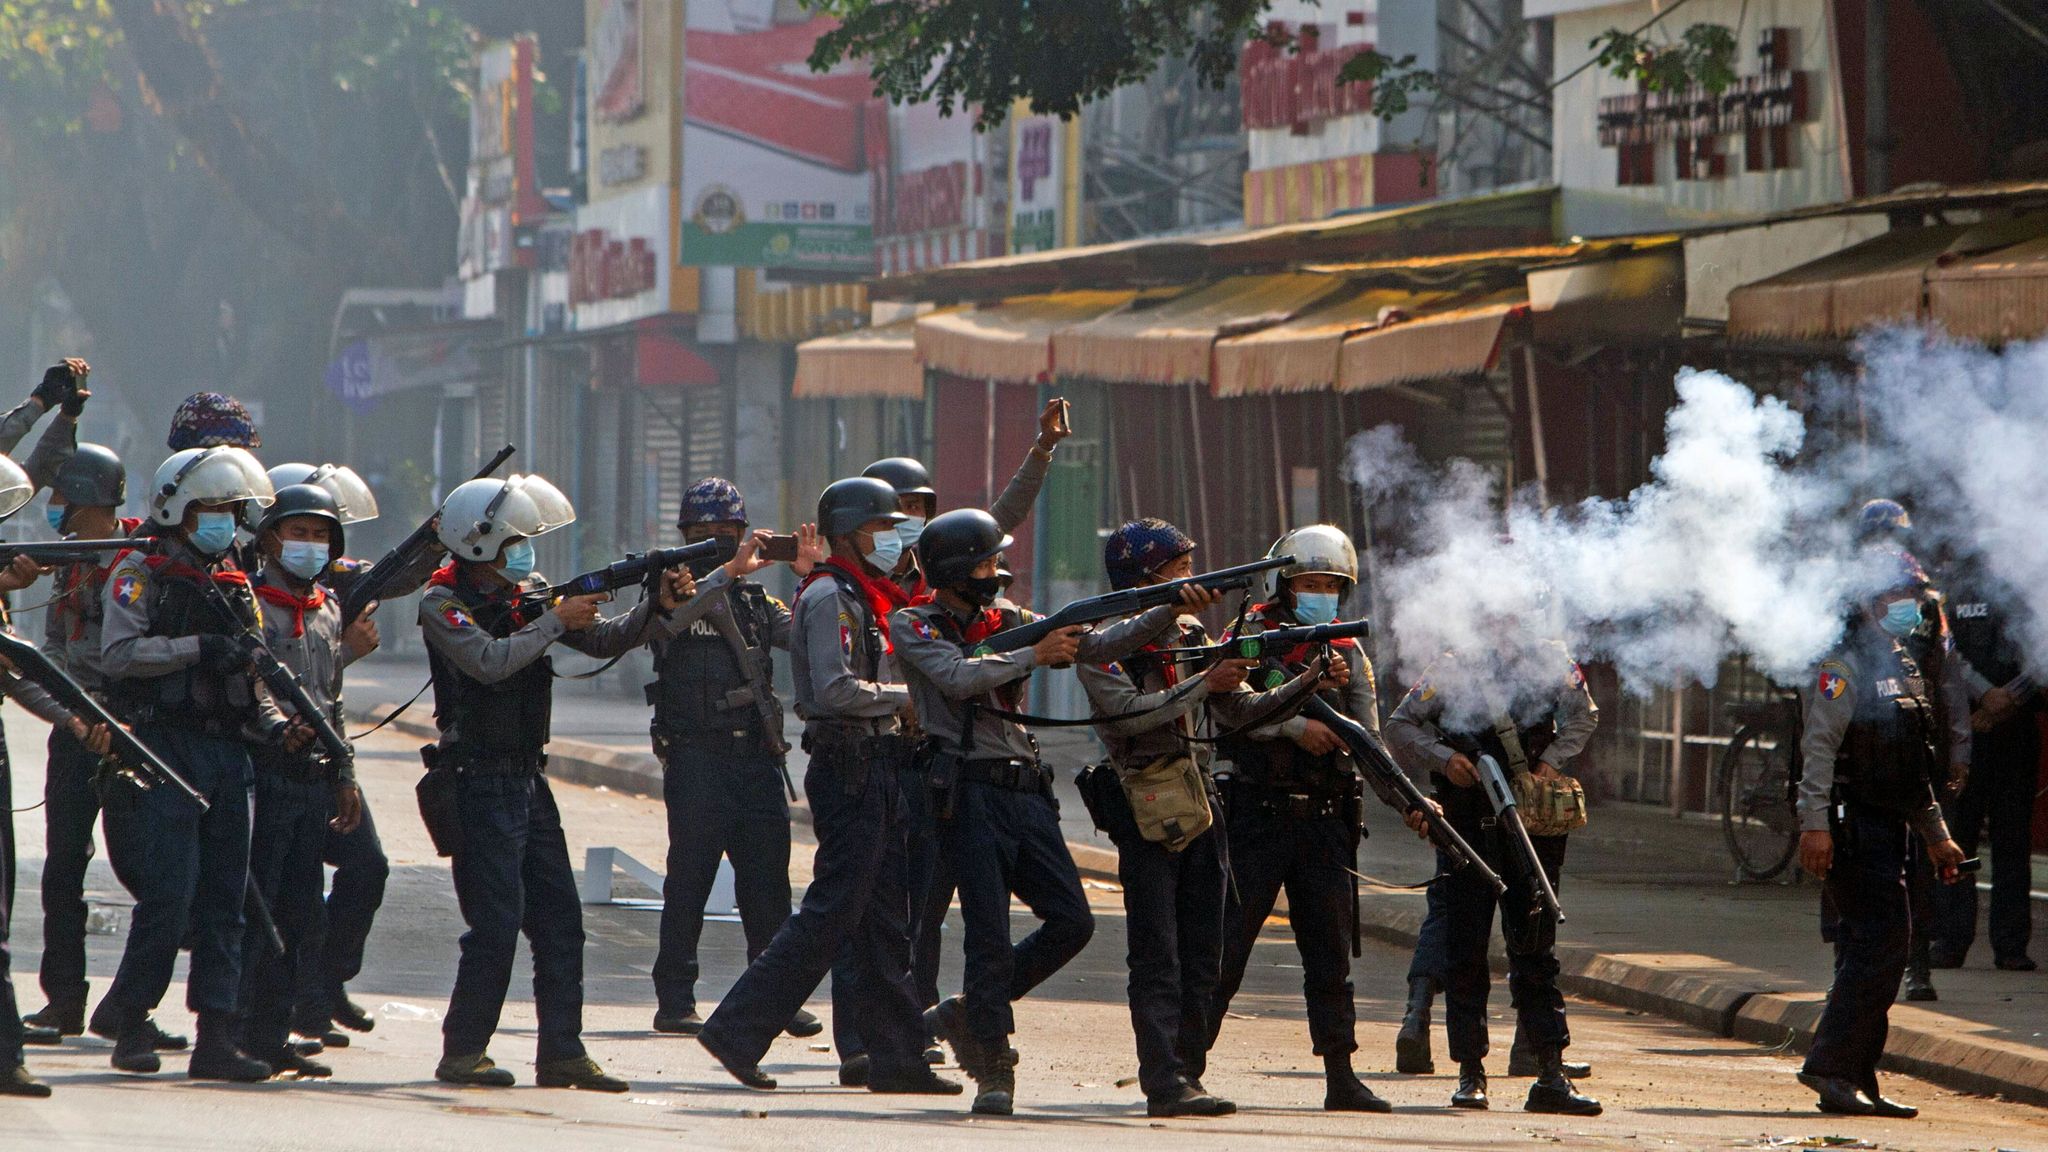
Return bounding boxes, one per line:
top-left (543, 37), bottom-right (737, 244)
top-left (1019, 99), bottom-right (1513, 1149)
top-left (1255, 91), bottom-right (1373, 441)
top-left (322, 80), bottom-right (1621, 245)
top-left (1476, 755), bottom-right (1564, 923)
top-left (195, 581), bottom-right (355, 776)
top-left (1304, 695), bottom-right (1506, 896)
top-left (0, 538), bottom-right (156, 566)
top-left (340, 444), bottom-right (515, 628)
top-left (491, 538), bottom-right (733, 619)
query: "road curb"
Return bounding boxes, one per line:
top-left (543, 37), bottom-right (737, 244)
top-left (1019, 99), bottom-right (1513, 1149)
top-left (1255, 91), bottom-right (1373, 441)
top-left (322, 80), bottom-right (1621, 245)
top-left (369, 714), bottom-right (2048, 1108)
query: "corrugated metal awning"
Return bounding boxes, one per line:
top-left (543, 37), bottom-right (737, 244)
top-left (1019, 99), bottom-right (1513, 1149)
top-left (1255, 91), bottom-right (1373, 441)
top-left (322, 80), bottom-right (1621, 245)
top-left (1211, 287), bottom-right (1457, 396)
top-left (1052, 274), bottom-right (1344, 386)
top-left (793, 319), bottom-right (923, 399)
top-left (1928, 233), bottom-right (2048, 344)
top-left (1725, 225), bottom-right (1968, 341)
top-left (1337, 287), bottom-right (1527, 392)
top-left (914, 291), bottom-right (1140, 384)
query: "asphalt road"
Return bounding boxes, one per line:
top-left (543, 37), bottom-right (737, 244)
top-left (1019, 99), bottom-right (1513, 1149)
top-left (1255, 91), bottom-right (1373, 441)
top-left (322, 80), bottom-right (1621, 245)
top-left (4, 709), bottom-right (2043, 1151)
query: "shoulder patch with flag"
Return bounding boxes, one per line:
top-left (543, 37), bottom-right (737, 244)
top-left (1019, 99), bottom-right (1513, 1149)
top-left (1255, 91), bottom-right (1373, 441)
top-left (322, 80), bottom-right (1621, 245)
top-left (441, 604), bottom-right (474, 630)
top-left (1816, 662), bottom-right (1850, 701)
top-left (111, 571), bottom-right (146, 607)
top-left (910, 616), bottom-right (936, 641)
top-left (1567, 662), bottom-right (1587, 690)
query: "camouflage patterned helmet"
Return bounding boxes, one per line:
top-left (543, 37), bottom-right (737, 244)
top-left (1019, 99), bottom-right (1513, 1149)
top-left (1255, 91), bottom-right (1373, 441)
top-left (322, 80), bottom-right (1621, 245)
top-left (679, 476), bottom-right (747, 528)
top-left (1104, 518), bottom-right (1195, 590)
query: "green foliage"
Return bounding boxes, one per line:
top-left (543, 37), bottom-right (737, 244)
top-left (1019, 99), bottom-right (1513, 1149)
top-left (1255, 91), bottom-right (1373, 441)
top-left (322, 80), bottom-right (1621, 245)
top-left (330, 0), bottom-right (473, 112)
top-left (1591, 22), bottom-right (1738, 93)
top-left (800, 0), bottom-right (1271, 129)
top-left (1335, 49), bottom-right (1439, 120)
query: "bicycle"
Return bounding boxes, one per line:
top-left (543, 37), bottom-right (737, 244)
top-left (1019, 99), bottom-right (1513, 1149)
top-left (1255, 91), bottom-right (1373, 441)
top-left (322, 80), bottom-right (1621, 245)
top-left (1718, 685), bottom-right (1804, 882)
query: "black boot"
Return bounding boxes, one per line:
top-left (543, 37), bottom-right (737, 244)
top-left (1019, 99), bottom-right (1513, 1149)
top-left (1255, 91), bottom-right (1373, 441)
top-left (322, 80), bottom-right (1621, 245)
top-left (110, 1015), bottom-right (162, 1075)
top-left (1394, 977), bottom-right (1435, 1075)
top-left (970, 1047), bottom-right (1017, 1116)
top-left (1148, 1079), bottom-right (1235, 1117)
top-left (1901, 961), bottom-right (1937, 1002)
top-left (1450, 1060), bottom-right (1488, 1109)
top-left (23, 999), bottom-right (85, 1038)
top-left (330, 991), bottom-right (375, 1033)
top-left (187, 1013), bottom-right (272, 1082)
top-left (1508, 1029), bottom-right (1590, 1078)
top-left (1324, 1052), bottom-right (1392, 1113)
top-left (1525, 1048), bottom-right (1601, 1116)
top-left (0, 1063), bottom-right (51, 1098)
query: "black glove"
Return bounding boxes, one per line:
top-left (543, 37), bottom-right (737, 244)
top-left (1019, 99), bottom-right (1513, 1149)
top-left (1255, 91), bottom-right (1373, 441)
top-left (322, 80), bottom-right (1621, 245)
top-left (61, 386), bottom-right (88, 418)
top-left (197, 634), bottom-right (251, 675)
top-left (33, 364), bottom-right (75, 410)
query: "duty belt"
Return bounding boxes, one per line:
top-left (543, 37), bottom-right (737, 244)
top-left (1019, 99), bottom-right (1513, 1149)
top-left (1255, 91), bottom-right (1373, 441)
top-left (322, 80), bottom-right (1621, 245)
top-left (959, 757), bottom-right (1051, 794)
top-left (1226, 779), bottom-right (1346, 821)
top-left (444, 749), bottom-right (548, 778)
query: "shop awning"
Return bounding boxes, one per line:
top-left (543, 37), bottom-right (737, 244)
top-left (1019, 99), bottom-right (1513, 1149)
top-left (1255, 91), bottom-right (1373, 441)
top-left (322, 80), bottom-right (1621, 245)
top-left (1052, 274), bottom-right (1345, 386)
top-left (1337, 287), bottom-right (1527, 392)
top-left (1725, 225), bottom-right (1968, 341)
top-left (793, 319), bottom-right (922, 399)
top-left (1211, 287), bottom-right (1457, 396)
top-left (1928, 233), bottom-right (2048, 344)
top-left (915, 290), bottom-right (1140, 384)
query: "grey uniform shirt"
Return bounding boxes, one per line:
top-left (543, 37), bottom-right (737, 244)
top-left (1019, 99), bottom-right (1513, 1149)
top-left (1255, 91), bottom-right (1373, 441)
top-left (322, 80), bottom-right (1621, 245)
top-left (417, 573), bottom-right (657, 688)
top-left (43, 555), bottom-right (121, 693)
top-left (791, 569), bottom-right (906, 729)
top-left (1078, 614), bottom-right (1318, 772)
top-left (99, 539), bottom-right (289, 737)
top-left (893, 598), bottom-right (1179, 761)
top-left (1383, 647), bottom-right (1598, 784)
top-left (654, 566), bottom-right (793, 650)
top-left (1797, 630), bottom-right (1952, 841)
top-left (891, 449), bottom-right (1053, 593)
top-left (0, 396), bottom-right (75, 492)
top-left (254, 563), bottom-right (360, 783)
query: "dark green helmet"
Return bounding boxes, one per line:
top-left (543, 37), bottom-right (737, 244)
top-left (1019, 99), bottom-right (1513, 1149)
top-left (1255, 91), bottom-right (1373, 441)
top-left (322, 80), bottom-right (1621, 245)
top-left (817, 476), bottom-right (906, 538)
top-left (52, 443), bottom-right (125, 508)
top-left (258, 483), bottom-right (346, 559)
top-left (918, 509), bottom-right (1012, 587)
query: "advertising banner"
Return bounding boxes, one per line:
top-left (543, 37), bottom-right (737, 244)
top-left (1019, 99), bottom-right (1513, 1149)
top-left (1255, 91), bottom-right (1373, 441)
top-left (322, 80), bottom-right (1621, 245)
top-left (590, 0), bottom-right (644, 123)
top-left (679, 3), bottom-right (875, 272)
top-left (1007, 111), bottom-right (1078, 255)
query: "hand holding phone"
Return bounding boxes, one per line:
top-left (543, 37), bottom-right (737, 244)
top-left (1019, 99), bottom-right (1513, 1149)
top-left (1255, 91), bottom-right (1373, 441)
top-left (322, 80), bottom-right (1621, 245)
top-left (760, 533), bottom-right (800, 563)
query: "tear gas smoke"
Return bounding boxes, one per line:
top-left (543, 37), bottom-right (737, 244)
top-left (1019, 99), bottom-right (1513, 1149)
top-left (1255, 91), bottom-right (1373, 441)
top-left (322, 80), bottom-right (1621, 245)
top-left (1347, 368), bottom-right (1895, 729)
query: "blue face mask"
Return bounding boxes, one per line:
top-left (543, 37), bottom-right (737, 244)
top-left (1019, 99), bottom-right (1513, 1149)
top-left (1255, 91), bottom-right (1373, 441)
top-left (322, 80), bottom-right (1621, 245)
top-left (896, 515), bottom-right (927, 553)
top-left (45, 505), bottom-right (65, 534)
top-left (279, 540), bottom-right (330, 583)
top-left (1293, 592), bottom-right (1341, 626)
top-left (500, 540), bottom-right (536, 583)
top-left (189, 511), bottom-right (238, 556)
top-left (863, 529), bottom-right (904, 575)
top-left (1879, 598), bottom-right (1923, 638)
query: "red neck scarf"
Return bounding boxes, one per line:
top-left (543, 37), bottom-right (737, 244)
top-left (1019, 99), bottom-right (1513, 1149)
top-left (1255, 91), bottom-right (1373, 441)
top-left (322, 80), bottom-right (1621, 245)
top-left (254, 580), bottom-right (327, 638)
top-left (807, 556), bottom-right (912, 652)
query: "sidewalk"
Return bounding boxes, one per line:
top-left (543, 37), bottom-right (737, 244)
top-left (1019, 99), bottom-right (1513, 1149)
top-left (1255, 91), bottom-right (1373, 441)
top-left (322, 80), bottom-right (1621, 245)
top-left (346, 651), bottom-right (2048, 1106)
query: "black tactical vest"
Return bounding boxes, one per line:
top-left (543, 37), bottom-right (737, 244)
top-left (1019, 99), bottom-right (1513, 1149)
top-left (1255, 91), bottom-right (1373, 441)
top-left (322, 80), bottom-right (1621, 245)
top-left (108, 552), bottom-right (263, 733)
top-left (1948, 592), bottom-right (2024, 689)
top-left (648, 582), bottom-right (777, 749)
top-left (426, 575), bottom-right (554, 761)
top-left (1218, 607), bottom-right (1354, 796)
top-left (1838, 642), bottom-right (1940, 815)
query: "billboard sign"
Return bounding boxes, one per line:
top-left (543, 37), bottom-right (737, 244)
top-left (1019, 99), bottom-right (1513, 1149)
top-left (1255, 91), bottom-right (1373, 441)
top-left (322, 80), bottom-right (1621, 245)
top-left (590, 0), bottom-right (645, 123)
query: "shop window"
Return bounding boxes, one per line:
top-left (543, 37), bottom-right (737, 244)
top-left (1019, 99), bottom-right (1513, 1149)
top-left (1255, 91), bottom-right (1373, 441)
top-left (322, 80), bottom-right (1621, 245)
top-left (1676, 135), bottom-right (1727, 180)
top-left (1617, 141), bottom-right (1657, 186)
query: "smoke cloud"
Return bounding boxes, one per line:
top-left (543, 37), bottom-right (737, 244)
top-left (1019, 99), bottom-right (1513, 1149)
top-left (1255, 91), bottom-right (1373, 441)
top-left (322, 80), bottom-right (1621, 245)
top-left (1348, 367), bottom-right (1895, 728)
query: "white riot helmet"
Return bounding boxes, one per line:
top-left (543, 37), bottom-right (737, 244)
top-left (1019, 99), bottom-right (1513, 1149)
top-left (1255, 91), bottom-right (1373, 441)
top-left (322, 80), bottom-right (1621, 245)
top-left (437, 473), bottom-right (575, 561)
top-left (267, 462), bottom-right (379, 525)
top-left (1265, 524), bottom-right (1359, 599)
top-left (150, 446), bottom-right (274, 527)
top-left (0, 453), bottom-right (30, 520)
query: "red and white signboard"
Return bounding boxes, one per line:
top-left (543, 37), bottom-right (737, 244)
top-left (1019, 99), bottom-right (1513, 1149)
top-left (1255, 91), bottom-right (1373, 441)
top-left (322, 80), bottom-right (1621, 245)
top-left (571, 185), bottom-right (670, 330)
top-left (874, 99), bottom-right (993, 276)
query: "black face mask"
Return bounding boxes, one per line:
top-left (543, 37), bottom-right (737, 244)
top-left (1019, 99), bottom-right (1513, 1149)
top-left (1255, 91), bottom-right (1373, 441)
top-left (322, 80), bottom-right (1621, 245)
top-left (957, 575), bottom-right (1005, 608)
top-left (683, 532), bottom-right (737, 577)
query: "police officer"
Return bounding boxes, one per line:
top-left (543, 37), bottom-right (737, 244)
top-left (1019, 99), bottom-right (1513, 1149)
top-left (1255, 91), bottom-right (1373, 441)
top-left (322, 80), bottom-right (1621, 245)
top-left (421, 473), bottom-right (662, 1092)
top-left (894, 508), bottom-right (1186, 1116)
top-left (1795, 564), bottom-right (1969, 1118)
top-left (264, 462), bottom-right (405, 1049)
top-left (240, 484), bottom-right (368, 1078)
top-left (1, 359), bottom-right (87, 493)
top-left (647, 477), bottom-right (823, 1040)
top-left (1078, 518), bottom-right (1285, 1119)
top-left (1932, 568), bottom-right (2038, 971)
top-left (696, 477), bottom-right (960, 1098)
top-left (166, 390), bottom-right (261, 453)
top-left (1384, 635), bottom-right (1600, 1116)
top-left (96, 446), bottom-right (307, 1081)
top-left (1206, 525), bottom-right (1391, 1114)
top-left (24, 445), bottom-right (146, 1044)
top-left (0, 448), bottom-right (115, 1097)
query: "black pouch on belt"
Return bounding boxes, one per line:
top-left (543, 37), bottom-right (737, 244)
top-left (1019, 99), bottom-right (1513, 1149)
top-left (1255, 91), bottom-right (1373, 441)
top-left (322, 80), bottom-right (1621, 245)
top-left (416, 744), bottom-right (464, 859)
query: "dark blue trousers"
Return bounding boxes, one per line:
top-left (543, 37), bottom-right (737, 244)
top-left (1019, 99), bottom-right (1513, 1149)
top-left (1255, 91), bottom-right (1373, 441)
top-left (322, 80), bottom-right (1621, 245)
top-left (2, 730), bottom-right (22, 1066)
top-left (241, 772), bottom-right (331, 1058)
top-left (835, 764), bottom-right (945, 1060)
top-left (1933, 714), bottom-right (2039, 962)
top-left (700, 748), bottom-right (926, 1076)
top-left (941, 779), bottom-right (1094, 1046)
top-left (1116, 826), bottom-right (1225, 1097)
top-left (652, 747), bottom-right (792, 1017)
top-left (1209, 791), bottom-right (1357, 1057)
top-left (1805, 805), bottom-right (1911, 1086)
top-left (102, 727), bottom-right (253, 1021)
top-left (37, 727), bottom-right (141, 1010)
top-left (1407, 880), bottom-right (1451, 984)
top-left (1435, 780), bottom-right (1569, 1063)
top-left (442, 773), bottom-right (587, 1063)
top-left (294, 794), bottom-right (390, 1030)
